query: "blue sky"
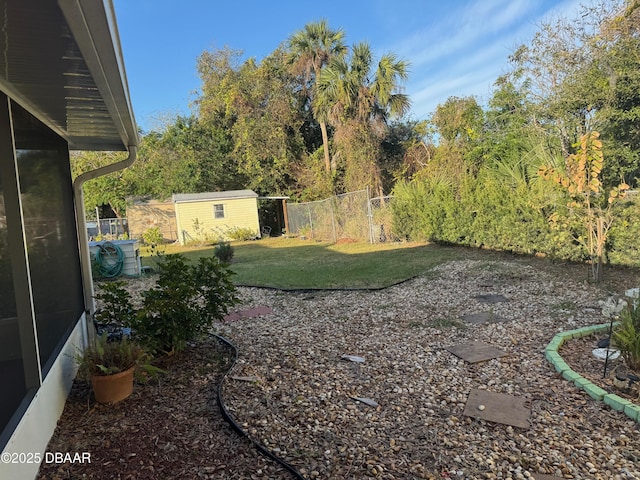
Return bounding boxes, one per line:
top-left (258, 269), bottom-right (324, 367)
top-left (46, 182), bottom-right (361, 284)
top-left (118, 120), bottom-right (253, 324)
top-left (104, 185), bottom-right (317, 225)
top-left (113, 0), bottom-right (589, 133)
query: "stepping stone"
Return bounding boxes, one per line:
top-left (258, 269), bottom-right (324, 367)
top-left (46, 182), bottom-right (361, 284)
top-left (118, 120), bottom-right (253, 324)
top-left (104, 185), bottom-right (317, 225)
top-left (341, 355), bottom-right (365, 363)
top-left (473, 294), bottom-right (509, 303)
top-left (460, 311), bottom-right (507, 324)
top-left (464, 389), bottom-right (530, 429)
top-left (446, 341), bottom-right (507, 363)
top-left (230, 375), bottom-right (259, 382)
top-left (350, 397), bottom-right (379, 407)
top-left (223, 305), bottom-right (273, 322)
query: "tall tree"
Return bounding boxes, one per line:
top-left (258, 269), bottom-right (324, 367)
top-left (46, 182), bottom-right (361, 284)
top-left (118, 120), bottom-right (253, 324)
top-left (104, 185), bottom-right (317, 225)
top-left (588, 0), bottom-right (640, 186)
top-left (316, 42), bottom-right (410, 194)
top-left (288, 19), bottom-right (347, 172)
top-left (197, 47), bottom-right (306, 195)
top-left (427, 95), bottom-right (485, 181)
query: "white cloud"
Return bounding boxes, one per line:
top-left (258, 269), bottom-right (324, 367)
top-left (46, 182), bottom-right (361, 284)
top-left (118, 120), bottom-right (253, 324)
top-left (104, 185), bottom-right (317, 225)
top-left (390, 0), bottom-right (536, 70)
top-left (395, 0), bottom-right (600, 121)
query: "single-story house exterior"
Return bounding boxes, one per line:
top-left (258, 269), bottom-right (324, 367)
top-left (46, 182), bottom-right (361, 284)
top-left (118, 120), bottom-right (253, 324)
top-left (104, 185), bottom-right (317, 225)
top-left (173, 190), bottom-right (261, 244)
top-left (0, 1), bottom-right (138, 478)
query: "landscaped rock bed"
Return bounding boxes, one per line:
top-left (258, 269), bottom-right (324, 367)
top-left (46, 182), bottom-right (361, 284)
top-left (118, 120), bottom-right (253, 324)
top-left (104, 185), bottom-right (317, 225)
top-left (40, 256), bottom-right (640, 479)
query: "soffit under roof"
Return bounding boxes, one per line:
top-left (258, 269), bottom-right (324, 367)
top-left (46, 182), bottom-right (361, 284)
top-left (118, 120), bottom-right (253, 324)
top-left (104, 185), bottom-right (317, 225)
top-left (0, 0), bottom-right (137, 151)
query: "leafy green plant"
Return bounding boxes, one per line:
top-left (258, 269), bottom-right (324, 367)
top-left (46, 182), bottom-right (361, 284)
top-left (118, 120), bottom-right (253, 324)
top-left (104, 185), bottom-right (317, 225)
top-left (225, 226), bottom-right (257, 241)
top-left (94, 281), bottom-right (137, 328)
top-left (214, 241), bottom-right (234, 263)
top-left (142, 227), bottom-right (163, 246)
top-left (613, 301), bottom-right (640, 371)
top-left (132, 254), bottom-right (240, 354)
top-left (76, 335), bottom-right (150, 379)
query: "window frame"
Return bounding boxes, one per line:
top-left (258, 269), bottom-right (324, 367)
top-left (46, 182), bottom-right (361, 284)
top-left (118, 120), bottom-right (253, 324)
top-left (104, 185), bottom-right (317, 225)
top-left (213, 203), bottom-right (225, 220)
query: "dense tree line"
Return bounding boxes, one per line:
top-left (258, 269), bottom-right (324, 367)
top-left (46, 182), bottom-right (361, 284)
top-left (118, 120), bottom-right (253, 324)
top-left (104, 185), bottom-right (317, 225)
top-left (392, 0), bottom-right (640, 274)
top-left (73, 20), bottom-right (415, 214)
top-left (75, 0), bottom-right (639, 264)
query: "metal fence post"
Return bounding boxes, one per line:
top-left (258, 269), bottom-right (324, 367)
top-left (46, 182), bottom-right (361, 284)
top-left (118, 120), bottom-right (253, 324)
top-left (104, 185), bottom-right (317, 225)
top-left (331, 197), bottom-right (337, 243)
top-left (366, 186), bottom-right (374, 244)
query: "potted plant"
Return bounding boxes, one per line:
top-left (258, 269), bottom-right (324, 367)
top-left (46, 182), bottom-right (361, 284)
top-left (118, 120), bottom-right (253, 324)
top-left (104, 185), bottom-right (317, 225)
top-left (76, 334), bottom-right (151, 404)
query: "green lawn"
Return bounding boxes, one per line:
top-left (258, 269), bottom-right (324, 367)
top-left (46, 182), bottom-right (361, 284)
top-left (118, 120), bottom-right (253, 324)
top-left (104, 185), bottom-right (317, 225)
top-left (141, 237), bottom-right (461, 289)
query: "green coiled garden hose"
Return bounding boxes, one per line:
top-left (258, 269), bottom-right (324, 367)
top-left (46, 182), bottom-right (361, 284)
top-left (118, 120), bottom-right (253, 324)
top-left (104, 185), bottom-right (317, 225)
top-left (92, 241), bottom-right (125, 278)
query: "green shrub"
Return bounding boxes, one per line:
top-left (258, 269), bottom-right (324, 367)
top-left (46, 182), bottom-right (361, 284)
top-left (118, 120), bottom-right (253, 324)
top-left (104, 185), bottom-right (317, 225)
top-left (133, 254), bottom-right (240, 354)
top-left (391, 165), bottom-right (594, 262)
top-left (142, 227), bottom-right (163, 245)
top-left (225, 226), bottom-right (257, 241)
top-left (607, 198), bottom-right (640, 268)
top-left (94, 280), bottom-right (136, 327)
top-left (214, 241), bottom-right (234, 263)
top-left (95, 254), bottom-right (240, 355)
top-left (613, 301), bottom-right (640, 371)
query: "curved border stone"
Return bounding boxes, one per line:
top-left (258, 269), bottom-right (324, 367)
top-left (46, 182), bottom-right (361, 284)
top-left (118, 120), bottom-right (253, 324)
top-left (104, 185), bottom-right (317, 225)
top-left (545, 322), bottom-right (640, 423)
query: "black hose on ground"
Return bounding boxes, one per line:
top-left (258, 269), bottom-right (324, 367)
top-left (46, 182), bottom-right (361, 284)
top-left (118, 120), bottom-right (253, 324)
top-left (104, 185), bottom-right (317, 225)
top-left (211, 333), bottom-right (306, 480)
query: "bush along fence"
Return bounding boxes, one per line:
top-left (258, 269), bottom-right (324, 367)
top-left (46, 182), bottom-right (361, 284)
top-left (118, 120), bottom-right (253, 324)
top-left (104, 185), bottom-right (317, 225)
top-left (287, 189), bottom-right (400, 243)
top-left (391, 133), bottom-right (640, 273)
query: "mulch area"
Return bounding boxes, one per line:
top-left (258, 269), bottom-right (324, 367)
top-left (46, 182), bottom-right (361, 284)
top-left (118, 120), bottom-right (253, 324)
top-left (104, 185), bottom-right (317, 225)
top-left (561, 332), bottom-right (640, 403)
top-left (37, 337), bottom-right (289, 480)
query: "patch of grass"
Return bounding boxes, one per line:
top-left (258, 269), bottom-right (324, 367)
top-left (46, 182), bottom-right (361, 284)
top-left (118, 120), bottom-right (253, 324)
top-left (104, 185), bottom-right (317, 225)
top-left (142, 238), bottom-right (460, 290)
top-left (431, 317), bottom-right (466, 329)
top-left (552, 301), bottom-right (577, 312)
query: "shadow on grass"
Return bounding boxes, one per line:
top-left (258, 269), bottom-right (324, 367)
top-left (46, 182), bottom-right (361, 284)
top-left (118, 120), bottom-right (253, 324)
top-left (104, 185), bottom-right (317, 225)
top-left (142, 239), bottom-right (462, 290)
top-left (140, 237), bottom-right (640, 291)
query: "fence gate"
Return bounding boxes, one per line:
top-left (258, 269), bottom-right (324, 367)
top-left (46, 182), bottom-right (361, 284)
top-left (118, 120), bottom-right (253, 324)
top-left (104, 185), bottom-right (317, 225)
top-left (369, 195), bottom-right (400, 243)
top-left (288, 190), bottom-right (399, 243)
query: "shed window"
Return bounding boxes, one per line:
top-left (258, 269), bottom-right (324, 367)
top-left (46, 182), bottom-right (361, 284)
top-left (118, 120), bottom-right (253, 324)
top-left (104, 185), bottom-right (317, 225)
top-left (213, 204), bottom-right (225, 219)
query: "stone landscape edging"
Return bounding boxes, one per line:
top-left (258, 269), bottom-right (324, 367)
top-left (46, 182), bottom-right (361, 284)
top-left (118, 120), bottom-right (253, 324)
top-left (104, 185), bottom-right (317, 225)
top-left (545, 322), bottom-right (640, 423)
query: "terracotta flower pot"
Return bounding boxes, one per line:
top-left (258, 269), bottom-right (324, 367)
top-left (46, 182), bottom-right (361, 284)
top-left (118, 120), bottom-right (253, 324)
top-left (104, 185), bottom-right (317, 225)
top-left (91, 366), bottom-right (135, 404)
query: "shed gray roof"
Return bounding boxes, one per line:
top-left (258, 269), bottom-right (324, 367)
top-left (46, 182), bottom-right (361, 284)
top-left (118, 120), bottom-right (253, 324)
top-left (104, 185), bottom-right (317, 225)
top-left (0, 0), bottom-right (138, 150)
top-left (172, 190), bottom-right (259, 203)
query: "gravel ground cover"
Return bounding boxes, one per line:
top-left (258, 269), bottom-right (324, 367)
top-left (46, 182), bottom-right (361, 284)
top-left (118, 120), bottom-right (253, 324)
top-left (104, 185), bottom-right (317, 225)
top-left (40, 254), bottom-right (640, 479)
top-left (218, 258), bottom-right (640, 479)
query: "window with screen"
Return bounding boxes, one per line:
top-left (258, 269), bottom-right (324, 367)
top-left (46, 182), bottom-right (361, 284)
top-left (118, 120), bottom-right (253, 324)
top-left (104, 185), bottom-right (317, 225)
top-left (213, 204), bottom-right (225, 219)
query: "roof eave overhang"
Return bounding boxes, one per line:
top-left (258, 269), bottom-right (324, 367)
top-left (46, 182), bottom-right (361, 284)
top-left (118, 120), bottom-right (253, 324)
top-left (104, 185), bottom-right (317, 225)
top-left (58, 0), bottom-right (138, 150)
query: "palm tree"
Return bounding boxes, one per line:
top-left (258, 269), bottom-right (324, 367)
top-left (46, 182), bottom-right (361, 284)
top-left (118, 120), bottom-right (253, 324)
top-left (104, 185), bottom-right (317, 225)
top-left (288, 20), bottom-right (347, 172)
top-left (317, 42), bottom-right (411, 127)
top-left (316, 42), bottom-right (411, 192)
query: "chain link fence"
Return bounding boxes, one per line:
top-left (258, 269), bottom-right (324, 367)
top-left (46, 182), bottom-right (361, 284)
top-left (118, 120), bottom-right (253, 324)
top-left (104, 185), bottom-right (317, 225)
top-left (288, 190), bottom-right (400, 243)
top-left (369, 195), bottom-right (401, 243)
